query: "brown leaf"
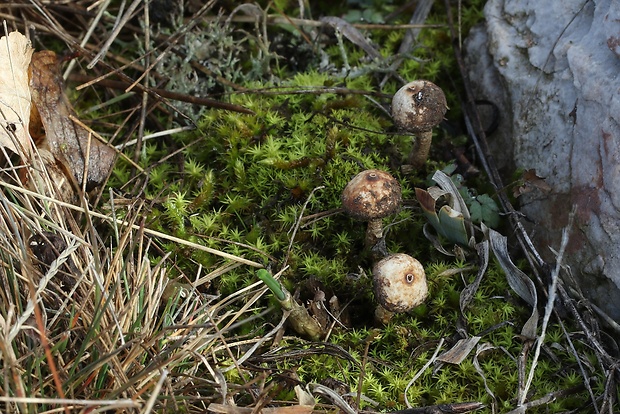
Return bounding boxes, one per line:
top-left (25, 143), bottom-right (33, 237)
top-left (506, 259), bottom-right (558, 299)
top-left (523, 168), bottom-right (552, 191)
top-left (436, 336), bottom-right (481, 364)
top-left (513, 169), bottom-right (552, 198)
top-left (415, 187), bottom-right (437, 212)
top-left (0, 32), bottom-right (34, 156)
top-left (29, 50), bottom-right (116, 191)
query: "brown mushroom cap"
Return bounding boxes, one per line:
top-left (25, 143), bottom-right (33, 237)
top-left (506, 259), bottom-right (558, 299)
top-left (373, 253), bottom-right (428, 313)
top-left (341, 169), bottom-right (402, 221)
top-left (391, 80), bottom-right (447, 133)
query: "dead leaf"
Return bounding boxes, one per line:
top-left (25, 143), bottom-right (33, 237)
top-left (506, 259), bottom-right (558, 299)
top-left (294, 385), bottom-right (315, 408)
top-left (486, 225), bottom-right (539, 339)
top-left (513, 168), bottom-right (552, 197)
top-left (0, 31), bottom-right (34, 156)
top-left (29, 50), bottom-right (116, 191)
top-left (437, 336), bottom-right (481, 364)
top-left (523, 169), bottom-right (551, 191)
top-left (320, 16), bottom-right (382, 60)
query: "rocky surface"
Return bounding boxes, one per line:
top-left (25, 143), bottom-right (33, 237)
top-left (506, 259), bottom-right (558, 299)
top-left (464, 0), bottom-right (620, 321)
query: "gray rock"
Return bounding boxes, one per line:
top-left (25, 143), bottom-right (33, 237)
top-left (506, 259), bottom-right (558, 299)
top-left (464, 0), bottom-right (620, 321)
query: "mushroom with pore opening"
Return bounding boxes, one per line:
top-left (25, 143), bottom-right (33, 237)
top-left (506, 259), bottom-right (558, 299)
top-left (373, 253), bottom-right (428, 322)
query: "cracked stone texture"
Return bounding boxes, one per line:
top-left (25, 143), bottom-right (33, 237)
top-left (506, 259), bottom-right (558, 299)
top-left (464, 0), bottom-right (620, 321)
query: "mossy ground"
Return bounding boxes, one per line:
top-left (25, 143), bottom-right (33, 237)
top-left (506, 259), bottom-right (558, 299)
top-left (2, 0), bottom-right (615, 412)
top-left (104, 2), bottom-right (608, 411)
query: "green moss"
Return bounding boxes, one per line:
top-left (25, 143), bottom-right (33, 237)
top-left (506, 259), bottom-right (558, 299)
top-left (120, 69), bottom-right (432, 292)
top-left (101, 0), bottom-right (611, 411)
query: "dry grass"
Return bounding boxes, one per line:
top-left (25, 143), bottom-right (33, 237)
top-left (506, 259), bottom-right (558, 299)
top-left (0, 3), bottom-right (278, 412)
top-left (0, 125), bottom-right (271, 413)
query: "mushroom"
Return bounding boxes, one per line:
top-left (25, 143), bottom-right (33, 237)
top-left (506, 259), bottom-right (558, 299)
top-left (341, 169), bottom-right (402, 250)
top-left (373, 253), bottom-right (428, 320)
top-left (391, 80), bottom-right (448, 170)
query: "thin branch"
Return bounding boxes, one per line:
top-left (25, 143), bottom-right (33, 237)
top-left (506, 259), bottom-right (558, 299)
top-left (519, 208), bottom-right (576, 408)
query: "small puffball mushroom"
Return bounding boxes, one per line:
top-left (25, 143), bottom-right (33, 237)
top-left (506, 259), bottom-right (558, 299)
top-left (373, 253), bottom-right (428, 313)
top-left (391, 80), bottom-right (448, 169)
top-left (341, 169), bottom-right (402, 249)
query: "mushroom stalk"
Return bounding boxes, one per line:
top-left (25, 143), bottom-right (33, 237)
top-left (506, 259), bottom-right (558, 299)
top-left (408, 131), bottom-right (433, 169)
top-left (366, 218), bottom-right (384, 248)
top-left (374, 305), bottom-right (395, 325)
top-left (391, 80), bottom-right (447, 170)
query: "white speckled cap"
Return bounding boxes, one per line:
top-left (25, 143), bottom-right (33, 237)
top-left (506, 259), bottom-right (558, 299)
top-left (373, 253), bottom-right (428, 313)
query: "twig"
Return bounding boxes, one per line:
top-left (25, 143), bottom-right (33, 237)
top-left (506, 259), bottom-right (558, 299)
top-left (206, 14), bottom-right (445, 30)
top-left (505, 383), bottom-right (587, 414)
top-left (518, 207), bottom-right (576, 408)
top-left (134, 0), bottom-right (152, 165)
top-left (557, 316), bottom-right (600, 411)
top-left (236, 85), bottom-right (391, 98)
top-left (69, 73), bottom-right (255, 115)
top-left (300, 207), bottom-right (344, 228)
top-left (355, 332), bottom-right (378, 411)
top-left (88, 0), bottom-right (142, 69)
top-left (387, 0), bottom-right (435, 81)
top-left (388, 401), bottom-right (485, 414)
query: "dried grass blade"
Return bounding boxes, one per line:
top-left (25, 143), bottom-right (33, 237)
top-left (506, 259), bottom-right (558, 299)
top-left (459, 241), bottom-right (489, 314)
top-left (0, 180), bottom-right (264, 267)
top-left (320, 16), bottom-right (382, 59)
top-left (486, 226), bottom-right (538, 339)
top-left (472, 342), bottom-right (498, 413)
